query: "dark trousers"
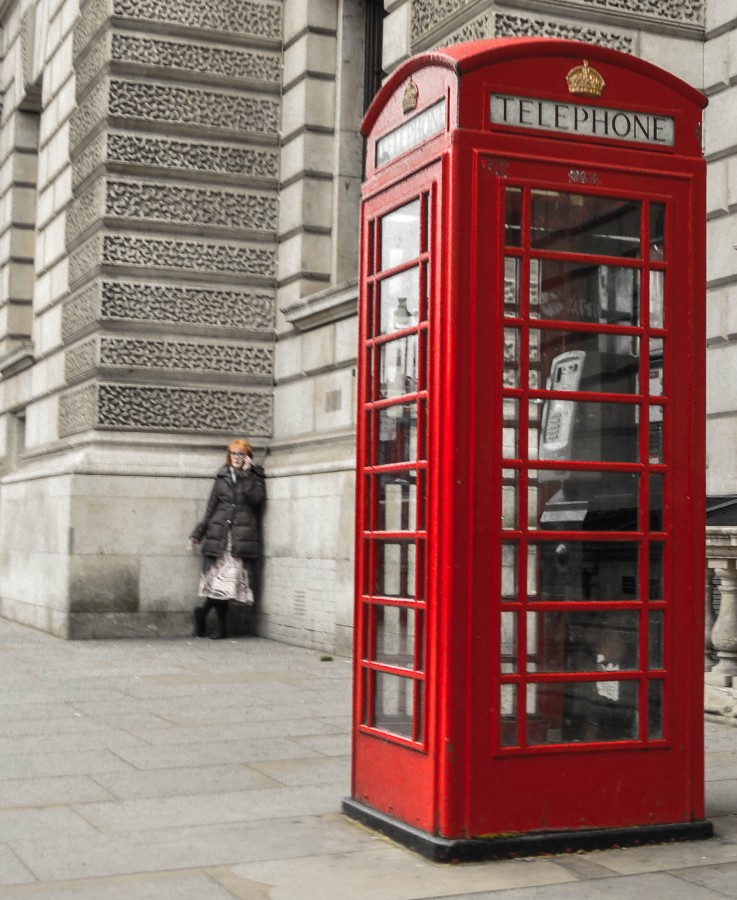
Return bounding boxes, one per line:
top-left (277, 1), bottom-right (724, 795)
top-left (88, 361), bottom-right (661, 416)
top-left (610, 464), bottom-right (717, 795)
top-left (197, 598), bottom-right (228, 636)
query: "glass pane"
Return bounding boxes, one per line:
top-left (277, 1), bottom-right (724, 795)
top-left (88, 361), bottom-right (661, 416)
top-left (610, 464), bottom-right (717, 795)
top-left (650, 203), bottom-right (665, 261)
top-left (501, 611), bottom-right (517, 673)
top-left (529, 610), bottom-right (639, 673)
top-left (504, 327), bottom-right (520, 388)
top-left (379, 334), bottom-right (418, 400)
top-left (532, 259), bottom-right (640, 325)
top-left (649, 340), bottom-right (664, 396)
top-left (505, 188), bottom-right (522, 248)
top-left (534, 332), bottom-right (639, 394)
top-left (527, 545), bottom-right (539, 599)
top-left (649, 611), bottom-right (664, 669)
top-left (649, 543), bottom-right (664, 600)
top-left (376, 541), bottom-right (416, 598)
top-left (502, 468), bottom-right (518, 530)
top-left (380, 200), bottom-right (420, 271)
top-left (530, 471), bottom-right (639, 532)
top-left (649, 270), bottom-right (664, 329)
top-left (649, 405), bottom-right (664, 464)
top-left (373, 672), bottom-right (414, 738)
top-left (378, 268), bottom-right (419, 335)
top-left (650, 473), bottom-right (663, 531)
top-left (531, 191), bottom-right (641, 258)
top-left (377, 472), bottom-right (416, 532)
top-left (502, 398), bottom-right (519, 459)
top-left (375, 605), bottom-right (416, 668)
top-left (536, 540), bottom-right (639, 601)
top-left (528, 400), bottom-right (541, 458)
top-left (504, 257), bottom-right (520, 315)
top-left (378, 403), bottom-right (417, 464)
top-left (527, 680), bottom-right (639, 744)
top-left (535, 401), bottom-right (638, 463)
top-left (501, 543), bottom-right (518, 600)
top-left (500, 684), bottom-right (518, 747)
top-left (648, 680), bottom-right (664, 739)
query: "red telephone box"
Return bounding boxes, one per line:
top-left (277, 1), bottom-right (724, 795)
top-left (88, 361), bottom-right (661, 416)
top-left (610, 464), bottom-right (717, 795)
top-left (344, 38), bottom-right (712, 861)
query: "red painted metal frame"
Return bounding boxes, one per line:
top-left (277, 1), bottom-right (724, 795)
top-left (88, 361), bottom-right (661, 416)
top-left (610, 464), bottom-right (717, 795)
top-left (351, 38), bottom-right (707, 843)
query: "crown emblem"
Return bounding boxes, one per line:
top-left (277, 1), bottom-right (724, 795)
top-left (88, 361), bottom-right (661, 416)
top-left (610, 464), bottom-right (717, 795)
top-left (402, 78), bottom-right (419, 114)
top-left (566, 60), bottom-right (605, 97)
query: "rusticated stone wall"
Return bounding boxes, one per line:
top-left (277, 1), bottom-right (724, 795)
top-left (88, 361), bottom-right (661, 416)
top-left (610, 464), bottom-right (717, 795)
top-left (60, 0), bottom-right (281, 440)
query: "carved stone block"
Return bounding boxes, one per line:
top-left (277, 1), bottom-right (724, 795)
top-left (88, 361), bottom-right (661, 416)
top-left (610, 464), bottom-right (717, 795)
top-left (494, 13), bottom-right (633, 52)
top-left (97, 383), bottom-right (273, 433)
top-left (58, 382), bottom-right (99, 436)
top-left (108, 79), bottom-right (280, 136)
top-left (103, 179), bottom-right (278, 233)
top-left (74, 0), bottom-right (112, 61)
top-left (110, 33), bottom-right (281, 84)
top-left (111, 0), bottom-right (282, 41)
top-left (97, 336), bottom-right (274, 375)
top-left (106, 133), bottom-right (279, 180)
top-left (70, 80), bottom-right (109, 150)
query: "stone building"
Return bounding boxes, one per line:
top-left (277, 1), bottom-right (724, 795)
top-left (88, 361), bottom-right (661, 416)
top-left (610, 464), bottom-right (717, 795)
top-left (0, 0), bottom-right (730, 652)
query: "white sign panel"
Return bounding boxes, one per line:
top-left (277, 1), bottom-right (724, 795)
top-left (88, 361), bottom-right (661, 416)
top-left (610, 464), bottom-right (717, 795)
top-left (376, 99), bottom-right (447, 167)
top-left (490, 94), bottom-right (675, 147)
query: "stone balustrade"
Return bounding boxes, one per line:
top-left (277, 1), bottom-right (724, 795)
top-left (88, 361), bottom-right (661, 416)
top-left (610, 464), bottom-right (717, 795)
top-left (705, 526), bottom-right (737, 719)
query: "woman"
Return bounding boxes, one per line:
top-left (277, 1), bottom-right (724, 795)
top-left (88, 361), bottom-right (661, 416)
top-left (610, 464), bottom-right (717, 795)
top-left (188, 439), bottom-right (266, 639)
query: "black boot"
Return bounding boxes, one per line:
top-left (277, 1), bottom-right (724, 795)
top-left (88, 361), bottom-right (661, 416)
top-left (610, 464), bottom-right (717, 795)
top-left (210, 599), bottom-right (228, 640)
top-left (193, 605), bottom-right (206, 638)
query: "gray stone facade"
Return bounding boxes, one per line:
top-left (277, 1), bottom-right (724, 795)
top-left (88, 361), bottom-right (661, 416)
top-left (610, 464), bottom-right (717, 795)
top-left (0, 0), bottom-right (731, 653)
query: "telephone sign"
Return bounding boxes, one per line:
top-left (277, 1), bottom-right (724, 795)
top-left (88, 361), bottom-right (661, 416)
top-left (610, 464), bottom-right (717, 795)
top-left (345, 38), bottom-right (711, 862)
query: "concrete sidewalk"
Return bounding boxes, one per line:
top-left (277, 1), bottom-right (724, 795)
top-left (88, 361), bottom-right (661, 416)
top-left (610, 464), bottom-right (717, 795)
top-left (0, 618), bottom-right (736, 899)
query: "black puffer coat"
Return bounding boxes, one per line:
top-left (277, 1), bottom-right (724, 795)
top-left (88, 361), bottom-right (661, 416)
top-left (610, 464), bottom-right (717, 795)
top-left (190, 464), bottom-right (266, 560)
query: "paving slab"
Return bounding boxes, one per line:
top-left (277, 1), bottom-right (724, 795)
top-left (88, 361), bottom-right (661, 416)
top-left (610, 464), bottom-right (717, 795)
top-left (0, 617), bottom-right (735, 898)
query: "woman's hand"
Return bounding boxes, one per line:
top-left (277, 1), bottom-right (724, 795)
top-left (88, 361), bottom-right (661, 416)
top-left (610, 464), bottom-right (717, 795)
top-left (188, 536), bottom-right (198, 551)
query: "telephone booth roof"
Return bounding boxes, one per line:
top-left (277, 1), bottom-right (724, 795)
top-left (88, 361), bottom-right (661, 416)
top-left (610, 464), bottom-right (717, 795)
top-left (362, 38), bottom-right (707, 172)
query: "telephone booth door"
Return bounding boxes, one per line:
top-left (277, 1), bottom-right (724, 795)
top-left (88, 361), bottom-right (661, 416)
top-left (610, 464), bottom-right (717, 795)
top-left (469, 155), bottom-right (705, 835)
top-left (346, 38), bottom-right (710, 861)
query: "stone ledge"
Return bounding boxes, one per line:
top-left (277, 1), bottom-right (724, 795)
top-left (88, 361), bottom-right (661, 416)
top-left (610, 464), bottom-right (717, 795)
top-left (282, 280), bottom-right (357, 332)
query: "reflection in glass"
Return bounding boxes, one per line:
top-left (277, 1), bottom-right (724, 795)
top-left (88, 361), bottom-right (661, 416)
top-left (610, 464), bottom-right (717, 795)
top-left (649, 543), bottom-right (663, 600)
top-left (504, 328), bottom-right (520, 388)
top-left (649, 405), bottom-right (664, 464)
top-left (649, 611), bottom-right (664, 669)
top-left (530, 471), bottom-right (639, 531)
top-left (502, 543), bottom-right (518, 600)
top-left (531, 191), bottom-right (641, 258)
top-left (502, 468), bottom-right (518, 530)
top-left (528, 400), bottom-right (541, 459)
top-left (380, 200), bottom-right (420, 271)
top-left (650, 203), bottom-right (666, 261)
top-left (527, 680), bottom-right (639, 744)
top-left (501, 611), bottom-right (517, 673)
top-left (502, 398), bottom-right (519, 459)
top-left (379, 269), bottom-right (419, 335)
top-left (527, 545), bottom-right (539, 599)
top-left (379, 334), bottom-right (418, 400)
top-left (536, 540), bottom-right (639, 601)
top-left (650, 270), bottom-right (664, 329)
top-left (534, 331), bottom-right (639, 394)
top-left (536, 400), bottom-right (638, 463)
top-left (377, 541), bottom-right (416, 598)
top-left (648, 680), bottom-right (664, 739)
top-left (378, 403), bottom-right (418, 464)
top-left (500, 685), bottom-right (517, 747)
top-left (532, 259), bottom-right (640, 325)
top-left (375, 605), bottom-right (415, 668)
top-left (505, 188), bottom-right (522, 248)
top-left (504, 257), bottom-right (520, 315)
top-left (529, 609), bottom-right (639, 673)
top-left (374, 672), bottom-right (414, 738)
top-left (377, 472), bottom-right (416, 532)
top-left (650, 473), bottom-right (664, 531)
top-left (649, 339), bottom-right (664, 396)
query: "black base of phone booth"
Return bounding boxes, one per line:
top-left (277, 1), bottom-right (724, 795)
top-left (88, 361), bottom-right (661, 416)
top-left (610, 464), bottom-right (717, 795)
top-left (342, 799), bottom-right (713, 863)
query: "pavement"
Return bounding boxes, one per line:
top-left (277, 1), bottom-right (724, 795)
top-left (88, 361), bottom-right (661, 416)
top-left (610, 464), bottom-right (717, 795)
top-left (0, 618), bottom-right (736, 900)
